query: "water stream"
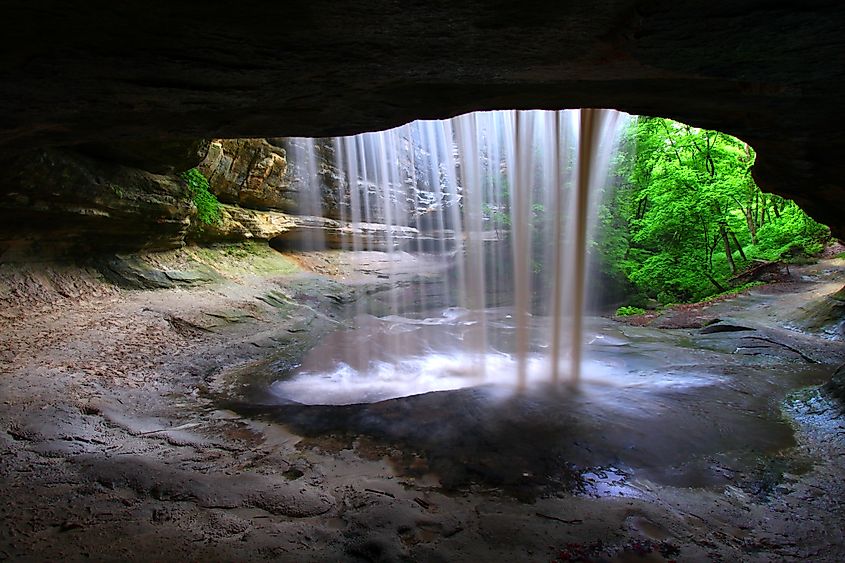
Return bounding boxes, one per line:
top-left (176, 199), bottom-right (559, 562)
top-left (273, 109), bottom-right (627, 404)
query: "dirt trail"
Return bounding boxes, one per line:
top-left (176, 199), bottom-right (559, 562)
top-left (0, 247), bottom-right (844, 561)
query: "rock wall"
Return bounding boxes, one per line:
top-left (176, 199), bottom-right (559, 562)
top-left (0, 134), bottom-right (434, 259)
top-left (198, 137), bottom-right (451, 229)
top-left (200, 139), bottom-right (294, 212)
top-left (0, 148), bottom-right (198, 259)
top-left (191, 203), bottom-right (434, 253)
top-left (200, 138), bottom-right (356, 219)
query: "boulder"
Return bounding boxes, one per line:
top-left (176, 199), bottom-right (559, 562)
top-left (190, 203), bottom-right (297, 243)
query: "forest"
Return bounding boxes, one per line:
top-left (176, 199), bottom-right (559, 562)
top-left (596, 116), bottom-right (831, 308)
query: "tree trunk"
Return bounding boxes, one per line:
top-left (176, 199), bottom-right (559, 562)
top-left (743, 206), bottom-right (757, 244)
top-left (699, 215), bottom-right (716, 271)
top-left (708, 233), bottom-right (721, 272)
top-left (661, 120), bottom-right (685, 166)
top-left (720, 222), bottom-right (737, 273)
top-left (750, 192), bottom-right (759, 243)
top-left (753, 191), bottom-right (759, 224)
top-left (704, 271), bottom-right (726, 293)
top-left (635, 196), bottom-right (648, 220)
top-left (730, 230), bottom-right (747, 261)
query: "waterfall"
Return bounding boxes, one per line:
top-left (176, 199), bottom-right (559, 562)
top-left (273, 109), bottom-right (628, 404)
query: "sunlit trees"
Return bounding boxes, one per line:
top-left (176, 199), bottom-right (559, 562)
top-left (600, 117), bottom-right (830, 304)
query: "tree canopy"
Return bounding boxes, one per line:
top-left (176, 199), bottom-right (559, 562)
top-left (598, 117), bottom-right (830, 305)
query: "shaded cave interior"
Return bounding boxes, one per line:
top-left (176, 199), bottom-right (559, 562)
top-left (2, 4), bottom-right (845, 556)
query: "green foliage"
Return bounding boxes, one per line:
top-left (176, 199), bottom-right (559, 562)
top-left (747, 203), bottom-right (829, 262)
top-left (615, 305), bottom-right (646, 317)
top-left (482, 202), bottom-right (511, 231)
top-left (599, 117), bottom-right (830, 304)
top-left (181, 168), bottom-right (221, 225)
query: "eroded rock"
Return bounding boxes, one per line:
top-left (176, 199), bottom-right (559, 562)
top-left (200, 139), bottom-right (295, 212)
top-left (191, 203), bottom-right (297, 243)
top-left (0, 148), bottom-right (194, 257)
top-left (270, 217), bottom-right (423, 252)
top-left (191, 202), bottom-right (438, 252)
top-left (77, 138), bottom-right (210, 175)
top-left (76, 455), bottom-right (335, 517)
top-left (199, 137), bottom-right (455, 228)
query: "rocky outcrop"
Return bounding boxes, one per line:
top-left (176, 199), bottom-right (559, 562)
top-left (199, 138), bottom-right (450, 228)
top-left (0, 148), bottom-right (195, 258)
top-left (191, 203), bottom-right (297, 243)
top-left (269, 217), bottom-right (425, 252)
top-left (95, 255), bottom-right (221, 290)
top-left (0, 132), bottom-right (455, 257)
top-left (191, 203), bottom-right (437, 252)
top-left (200, 139), bottom-right (294, 212)
top-left (77, 139), bottom-right (210, 176)
top-left (788, 285), bottom-right (845, 341)
top-left (200, 138), bottom-right (352, 219)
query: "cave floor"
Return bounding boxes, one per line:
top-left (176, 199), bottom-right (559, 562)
top-left (1, 247), bottom-right (844, 562)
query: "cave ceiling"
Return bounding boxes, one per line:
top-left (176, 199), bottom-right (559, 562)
top-left (1, 0), bottom-right (843, 233)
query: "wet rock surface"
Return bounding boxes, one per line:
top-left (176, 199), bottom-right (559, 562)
top-left (233, 318), bottom-right (831, 500)
top-left (269, 217), bottom-right (433, 252)
top-left (0, 249), bottom-right (844, 561)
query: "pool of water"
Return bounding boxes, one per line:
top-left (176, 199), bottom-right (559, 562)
top-left (248, 307), bottom-right (830, 496)
top-left (270, 307), bottom-right (719, 406)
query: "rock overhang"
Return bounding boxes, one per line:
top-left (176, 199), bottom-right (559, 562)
top-left (1, 1), bottom-right (843, 235)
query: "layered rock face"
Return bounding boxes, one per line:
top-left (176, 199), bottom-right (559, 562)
top-left (199, 137), bottom-right (445, 227)
top-left (1, 2), bottom-right (842, 236)
top-left (0, 134), bottom-right (443, 258)
top-left (192, 203), bottom-right (424, 253)
top-left (0, 148), bottom-right (198, 258)
top-left (195, 139), bottom-right (445, 252)
top-left (200, 139), bottom-right (294, 212)
top-left (200, 138), bottom-right (355, 219)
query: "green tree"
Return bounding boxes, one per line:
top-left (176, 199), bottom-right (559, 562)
top-left (601, 117), bottom-right (829, 304)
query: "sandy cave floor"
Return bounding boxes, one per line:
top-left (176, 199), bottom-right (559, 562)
top-left (0, 246), bottom-right (844, 562)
